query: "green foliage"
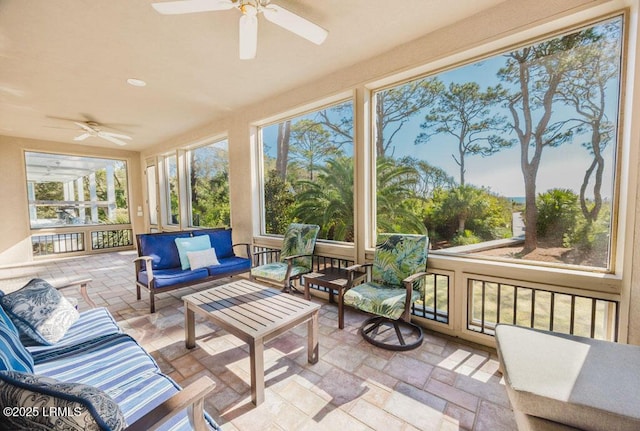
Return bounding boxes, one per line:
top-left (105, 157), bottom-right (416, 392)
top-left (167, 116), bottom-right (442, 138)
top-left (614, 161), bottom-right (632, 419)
top-left (451, 230), bottom-right (482, 246)
top-left (563, 202), bottom-right (611, 267)
top-left (536, 189), bottom-right (579, 245)
top-left (289, 119), bottom-right (339, 180)
top-left (376, 158), bottom-right (427, 235)
top-left (425, 185), bottom-right (511, 243)
top-left (293, 157), bottom-right (354, 241)
top-left (264, 169), bottom-right (296, 234)
top-left (189, 144), bottom-right (230, 228)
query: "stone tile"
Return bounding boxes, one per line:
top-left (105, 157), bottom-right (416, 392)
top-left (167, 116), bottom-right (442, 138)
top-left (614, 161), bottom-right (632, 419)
top-left (323, 344), bottom-right (369, 372)
top-left (473, 400), bottom-right (517, 431)
top-left (444, 403), bottom-right (475, 430)
top-left (384, 355), bottom-right (434, 388)
top-left (384, 384), bottom-right (447, 431)
top-left (425, 379), bottom-right (479, 412)
top-left (276, 380), bottom-right (328, 416)
top-left (312, 367), bottom-right (368, 407)
top-left (350, 398), bottom-right (404, 431)
top-left (430, 367), bottom-right (457, 386)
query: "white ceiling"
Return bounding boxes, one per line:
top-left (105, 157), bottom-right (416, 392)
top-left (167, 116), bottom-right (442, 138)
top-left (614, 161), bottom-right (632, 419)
top-left (0, 0), bottom-right (505, 151)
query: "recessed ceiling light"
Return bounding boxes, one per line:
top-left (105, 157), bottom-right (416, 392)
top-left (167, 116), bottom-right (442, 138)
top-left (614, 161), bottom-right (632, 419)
top-left (127, 78), bottom-right (147, 87)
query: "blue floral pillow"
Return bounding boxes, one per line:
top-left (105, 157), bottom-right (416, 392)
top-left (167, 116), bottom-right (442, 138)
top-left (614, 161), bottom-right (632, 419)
top-left (0, 370), bottom-right (127, 431)
top-left (0, 279), bottom-right (79, 345)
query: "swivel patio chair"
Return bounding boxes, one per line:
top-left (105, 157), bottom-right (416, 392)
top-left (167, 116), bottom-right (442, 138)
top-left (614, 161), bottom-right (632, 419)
top-left (343, 233), bottom-right (429, 351)
top-left (250, 223), bottom-right (320, 294)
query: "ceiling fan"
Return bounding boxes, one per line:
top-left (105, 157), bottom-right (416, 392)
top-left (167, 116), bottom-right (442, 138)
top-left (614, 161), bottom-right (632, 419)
top-left (151, 0), bottom-right (328, 60)
top-left (72, 121), bottom-right (132, 146)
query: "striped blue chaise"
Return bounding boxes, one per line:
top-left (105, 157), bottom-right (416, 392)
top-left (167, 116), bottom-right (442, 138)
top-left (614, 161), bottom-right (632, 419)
top-left (0, 280), bottom-right (219, 431)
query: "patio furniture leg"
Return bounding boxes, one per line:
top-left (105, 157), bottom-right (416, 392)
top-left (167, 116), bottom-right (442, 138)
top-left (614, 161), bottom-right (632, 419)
top-left (185, 305), bottom-right (196, 349)
top-left (150, 291), bottom-right (156, 313)
top-left (308, 310), bottom-right (319, 363)
top-left (250, 338), bottom-right (265, 406)
top-left (338, 289), bottom-right (344, 329)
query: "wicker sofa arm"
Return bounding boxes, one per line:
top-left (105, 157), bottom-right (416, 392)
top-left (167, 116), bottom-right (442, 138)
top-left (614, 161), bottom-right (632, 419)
top-left (54, 278), bottom-right (96, 309)
top-left (124, 376), bottom-right (216, 431)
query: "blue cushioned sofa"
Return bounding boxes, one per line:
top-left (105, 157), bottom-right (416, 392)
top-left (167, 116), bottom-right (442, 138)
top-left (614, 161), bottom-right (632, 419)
top-left (0, 280), bottom-right (219, 431)
top-left (134, 229), bottom-right (252, 313)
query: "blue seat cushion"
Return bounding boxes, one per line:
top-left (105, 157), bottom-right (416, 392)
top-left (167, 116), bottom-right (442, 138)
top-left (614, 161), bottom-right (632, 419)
top-left (0, 370), bottom-right (127, 431)
top-left (206, 256), bottom-right (251, 276)
top-left (33, 333), bottom-right (220, 431)
top-left (24, 307), bottom-right (122, 354)
top-left (138, 267), bottom-right (209, 289)
top-left (193, 229), bottom-right (234, 258)
top-left (0, 316), bottom-right (34, 373)
top-left (138, 232), bottom-right (192, 270)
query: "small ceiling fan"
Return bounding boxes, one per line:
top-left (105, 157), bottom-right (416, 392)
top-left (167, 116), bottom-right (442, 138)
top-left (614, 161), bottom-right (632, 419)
top-left (73, 121), bottom-right (132, 146)
top-left (151, 0), bottom-right (328, 60)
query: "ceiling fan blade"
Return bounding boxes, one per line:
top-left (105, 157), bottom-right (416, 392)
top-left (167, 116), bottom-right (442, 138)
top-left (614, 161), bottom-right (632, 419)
top-left (74, 122), bottom-right (95, 133)
top-left (239, 13), bottom-right (258, 60)
top-left (262, 4), bottom-right (327, 45)
top-left (152, 0), bottom-right (235, 15)
top-left (98, 133), bottom-right (128, 146)
top-left (102, 131), bottom-right (132, 140)
top-left (73, 133), bottom-right (91, 141)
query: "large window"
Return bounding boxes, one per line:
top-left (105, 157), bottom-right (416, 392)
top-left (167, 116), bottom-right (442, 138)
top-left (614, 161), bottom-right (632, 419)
top-left (188, 140), bottom-right (230, 228)
top-left (25, 152), bottom-right (130, 228)
top-left (373, 17), bottom-right (623, 270)
top-left (260, 100), bottom-right (354, 241)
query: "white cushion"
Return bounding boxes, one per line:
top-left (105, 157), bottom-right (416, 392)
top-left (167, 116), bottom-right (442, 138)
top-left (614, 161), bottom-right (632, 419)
top-left (496, 324), bottom-right (640, 431)
top-left (187, 248), bottom-right (219, 270)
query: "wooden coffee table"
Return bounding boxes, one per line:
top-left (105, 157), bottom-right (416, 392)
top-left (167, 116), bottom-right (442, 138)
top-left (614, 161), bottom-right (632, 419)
top-left (183, 279), bottom-right (321, 406)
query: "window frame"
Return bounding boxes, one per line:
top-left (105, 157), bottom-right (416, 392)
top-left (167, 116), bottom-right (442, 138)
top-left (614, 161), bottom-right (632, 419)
top-left (255, 94), bottom-right (357, 245)
top-left (366, 11), bottom-right (628, 276)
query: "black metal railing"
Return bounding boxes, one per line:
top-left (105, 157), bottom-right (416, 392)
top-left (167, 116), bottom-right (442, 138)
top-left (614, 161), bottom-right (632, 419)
top-left (91, 228), bottom-right (133, 250)
top-left (468, 278), bottom-right (619, 341)
top-left (32, 233), bottom-right (85, 256)
top-left (413, 272), bottom-right (450, 324)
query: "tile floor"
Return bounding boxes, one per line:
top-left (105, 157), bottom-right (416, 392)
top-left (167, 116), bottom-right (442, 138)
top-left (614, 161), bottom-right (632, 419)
top-left (0, 250), bottom-right (517, 431)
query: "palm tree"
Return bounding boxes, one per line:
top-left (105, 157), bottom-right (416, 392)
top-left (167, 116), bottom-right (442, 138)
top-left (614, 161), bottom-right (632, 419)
top-left (376, 158), bottom-right (427, 235)
top-left (294, 157), bottom-right (427, 241)
top-left (294, 157), bottom-right (354, 241)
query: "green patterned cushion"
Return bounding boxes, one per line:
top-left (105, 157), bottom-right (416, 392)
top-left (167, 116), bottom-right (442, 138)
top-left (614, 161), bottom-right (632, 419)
top-left (343, 282), bottom-right (422, 320)
top-left (371, 234), bottom-right (429, 288)
top-left (280, 224), bottom-right (320, 270)
top-left (251, 263), bottom-right (310, 283)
